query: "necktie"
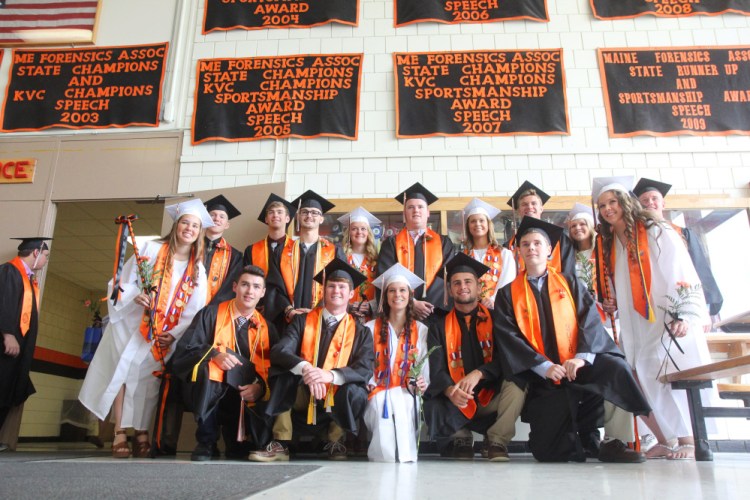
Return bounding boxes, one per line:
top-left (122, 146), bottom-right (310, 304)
top-left (235, 315), bottom-right (248, 331)
top-left (325, 315), bottom-right (338, 334)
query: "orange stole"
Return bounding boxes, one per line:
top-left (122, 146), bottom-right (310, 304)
top-left (511, 235), bottom-right (562, 273)
top-left (300, 308), bottom-right (356, 422)
top-left (8, 257), bottom-right (38, 336)
top-left (394, 228), bottom-right (443, 294)
top-left (465, 246), bottom-right (504, 300)
top-left (610, 222), bottom-right (655, 322)
top-left (139, 243), bottom-right (196, 362)
top-left (368, 319), bottom-right (418, 400)
top-left (279, 238), bottom-right (336, 308)
top-left (444, 305), bottom-right (494, 419)
top-left (510, 267), bottom-right (578, 366)
top-left (251, 236), bottom-right (286, 275)
top-left (206, 238), bottom-right (232, 302)
top-left (206, 301), bottom-right (271, 390)
top-left (347, 254), bottom-right (376, 304)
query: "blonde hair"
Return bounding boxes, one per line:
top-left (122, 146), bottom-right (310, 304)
top-left (464, 213), bottom-right (500, 251)
top-left (569, 216), bottom-right (596, 251)
top-left (342, 225), bottom-right (379, 264)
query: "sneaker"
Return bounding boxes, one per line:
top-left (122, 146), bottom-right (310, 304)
top-left (451, 437), bottom-right (474, 460)
top-left (248, 440), bottom-right (290, 462)
top-left (598, 439), bottom-right (646, 463)
top-left (486, 441), bottom-right (510, 462)
top-left (323, 439), bottom-right (347, 461)
top-left (190, 442), bottom-right (215, 462)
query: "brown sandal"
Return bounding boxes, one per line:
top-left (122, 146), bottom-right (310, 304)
top-left (132, 430), bottom-right (151, 458)
top-left (111, 430), bottom-right (130, 459)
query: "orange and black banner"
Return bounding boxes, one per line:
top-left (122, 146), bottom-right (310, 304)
top-left (203, 0), bottom-right (358, 33)
top-left (395, 0), bottom-right (548, 26)
top-left (590, 0), bottom-right (750, 19)
top-left (192, 54), bottom-right (363, 144)
top-left (598, 46), bottom-right (750, 137)
top-left (1, 43), bottom-right (168, 133)
top-left (394, 49), bottom-right (569, 138)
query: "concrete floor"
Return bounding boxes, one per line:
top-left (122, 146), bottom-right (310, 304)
top-left (3, 443), bottom-right (750, 499)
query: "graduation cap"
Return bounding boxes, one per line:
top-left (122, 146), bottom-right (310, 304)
top-left (463, 198), bottom-right (501, 220)
top-left (516, 216), bottom-right (564, 249)
top-left (204, 194), bottom-right (241, 220)
top-left (592, 176), bottom-right (634, 202)
top-left (633, 177), bottom-right (672, 198)
top-left (313, 257), bottom-right (367, 289)
top-left (12, 237), bottom-right (52, 252)
top-left (257, 193), bottom-right (296, 224)
top-left (165, 198), bottom-right (215, 228)
top-left (438, 252), bottom-right (490, 281)
top-left (371, 263), bottom-right (424, 291)
top-left (291, 190), bottom-right (335, 214)
top-left (567, 202), bottom-right (595, 226)
top-left (337, 207), bottom-right (381, 228)
top-left (394, 182), bottom-right (439, 206)
top-left (224, 348), bottom-right (256, 389)
top-left (507, 180), bottom-right (550, 209)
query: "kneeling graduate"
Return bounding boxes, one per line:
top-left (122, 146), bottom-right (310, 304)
top-left (171, 265), bottom-right (278, 461)
top-left (494, 217), bottom-right (651, 463)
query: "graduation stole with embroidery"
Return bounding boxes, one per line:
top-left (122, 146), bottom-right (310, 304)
top-left (8, 257), bottom-right (38, 336)
top-left (510, 267), bottom-right (578, 365)
top-left (206, 238), bottom-right (231, 302)
top-left (609, 221), bottom-right (655, 322)
top-left (444, 304), bottom-right (494, 420)
top-left (368, 319), bottom-right (418, 400)
top-left (140, 243), bottom-right (196, 361)
top-left (300, 308), bottom-right (356, 423)
top-left (202, 301), bottom-right (270, 395)
top-left (347, 254), bottom-right (376, 303)
top-left (280, 238), bottom-right (336, 307)
top-left (395, 228), bottom-right (443, 294)
top-left (251, 235), bottom-right (286, 275)
top-left (465, 245), bottom-right (504, 300)
top-left (511, 234), bottom-right (562, 273)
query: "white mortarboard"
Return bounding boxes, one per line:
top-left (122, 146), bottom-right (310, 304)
top-left (337, 207), bottom-right (381, 228)
top-left (567, 202), bottom-right (595, 225)
top-left (372, 263), bottom-right (424, 291)
top-left (591, 176), bottom-right (634, 202)
top-left (463, 198), bottom-right (501, 220)
top-left (165, 198), bottom-right (215, 228)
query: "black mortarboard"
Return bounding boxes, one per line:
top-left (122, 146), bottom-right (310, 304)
top-left (633, 178), bottom-right (672, 198)
top-left (394, 182), bottom-right (439, 206)
top-left (507, 180), bottom-right (551, 209)
top-left (313, 257), bottom-right (367, 289)
top-left (257, 193), bottom-right (297, 224)
top-left (204, 195), bottom-right (241, 220)
top-left (225, 348), bottom-right (256, 389)
top-left (438, 252), bottom-right (490, 281)
top-left (12, 237), bottom-right (52, 252)
top-left (515, 216), bottom-right (563, 249)
top-left (291, 190), bottom-right (335, 214)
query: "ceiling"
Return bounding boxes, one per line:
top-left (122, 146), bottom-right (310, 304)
top-left (50, 200), bottom-right (165, 292)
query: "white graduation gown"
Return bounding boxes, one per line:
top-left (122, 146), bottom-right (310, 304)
top-left (470, 247), bottom-right (516, 303)
top-left (79, 241), bottom-right (207, 429)
top-left (612, 224), bottom-right (712, 440)
top-left (364, 319), bottom-right (429, 463)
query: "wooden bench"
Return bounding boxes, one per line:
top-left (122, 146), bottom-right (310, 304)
top-left (659, 354), bottom-right (750, 461)
top-left (706, 334), bottom-right (750, 383)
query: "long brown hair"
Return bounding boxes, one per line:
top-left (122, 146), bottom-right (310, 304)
top-left (377, 283), bottom-right (416, 346)
top-left (464, 213), bottom-right (500, 252)
top-left (160, 214), bottom-right (205, 281)
top-left (597, 189), bottom-right (661, 267)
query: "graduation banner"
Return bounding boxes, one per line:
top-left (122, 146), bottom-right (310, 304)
top-left (192, 54), bottom-right (363, 144)
top-left (394, 49), bottom-right (569, 138)
top-left (598, 46), bottom-right (750, 137)
top-left (395, 0), bottom-right (548, 27)
top-left (1, 43), bottom-right (168, 132)
top-left (590, 0), bottom-right (750, 20)
top-left (202, 0), bottom-right (358, 33)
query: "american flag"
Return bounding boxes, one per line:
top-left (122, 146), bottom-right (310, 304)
top-left (0, 0), bottom-right (99, 45)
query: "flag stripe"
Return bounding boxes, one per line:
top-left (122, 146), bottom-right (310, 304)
top-left (0, 0), bottom-right (97, 41)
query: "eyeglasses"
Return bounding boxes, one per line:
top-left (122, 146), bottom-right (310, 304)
top-left (299, 209), bottom-right (322, 217)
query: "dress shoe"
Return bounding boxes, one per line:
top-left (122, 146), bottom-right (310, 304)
top-left (598, 439), bottom-right (646, 463)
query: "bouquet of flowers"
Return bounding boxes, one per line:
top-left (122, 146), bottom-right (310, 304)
top-left (576, 253), bottom-right (596, 295)
top-left (657, 281), bottom-right (702, 375)
top-left (136, 256), bottom-right (160, 339)
top-left (82, 298), bottom-right (103, 327)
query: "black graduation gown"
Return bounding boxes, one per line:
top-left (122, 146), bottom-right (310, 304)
top-left (377, 230), bottom-right (455, 312)
top-left (0, 262), bottom-right (38, 422)
top-left (265, 311), bottom-right (374, 435)
top-left (682, 227), bottom-right (723, 316)
top-left (423, 308), bottom-right (508, 442)
top-left (506, 232), bottom-right (577, 276)
top-left (243, 237), bottom-right (290, 328)
top-left (493, 272), bottom-right (651, 461)
top-left (204, 237), bottom-right (243, 305)
top-left (170, 303), bottom-right (279, 446)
